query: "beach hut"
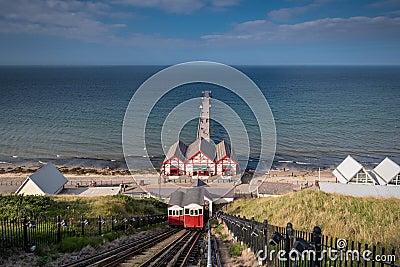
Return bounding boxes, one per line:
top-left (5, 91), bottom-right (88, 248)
top-left (215, 140), bottom-right (238, 176)
top-left (161, 140), bottom-right (188, 177)
top-left (185, 138), bottom-right (216, 177)
top-left (15, 163), bottom-right (68, 195)
top-left (372, 157), bottom-right (400, 186)
top-left (332, 155), bottom-right (376, 184)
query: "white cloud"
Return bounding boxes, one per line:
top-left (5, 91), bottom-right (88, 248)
top-left (211, 0), bottom-right (240, 7)
top-left (111, 0), bottom-right (239, 14)
top-left (369, 0), bottom-right (400, 8)
top-left (202, 16), bottom-right (400, 44)
top-left (0, 0), bottom-right (200, 48)
top-left (266, 0), bottom-right (341, 22)
top-left (0, 0), bottom-right (132, 43)
top-left (268, 4), bottom-right (317, 22)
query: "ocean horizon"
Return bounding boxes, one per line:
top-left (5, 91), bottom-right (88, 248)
top-left (0, 65), bottom-right (399, 171)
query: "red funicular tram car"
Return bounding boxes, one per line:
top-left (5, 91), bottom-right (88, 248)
top-left (183, 187), bottom-right (205, 229)
top-left (168, 190), bottom-right (184, 226)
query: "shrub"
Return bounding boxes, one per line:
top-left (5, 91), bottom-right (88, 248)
top-left (57, 236), bottom-right (102, 253)
top-left (229, 242), bottom-right (245, 257)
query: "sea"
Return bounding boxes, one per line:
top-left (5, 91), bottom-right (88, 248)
top-left (0, 66), bottom-right (399, 172)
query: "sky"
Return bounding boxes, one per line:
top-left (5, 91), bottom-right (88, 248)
top-left (0, 0), bottom-right (400, 65)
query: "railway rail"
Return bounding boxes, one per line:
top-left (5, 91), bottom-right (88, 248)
top-left (62, 227), bottom-right (181, 267)
top-left (137, 230), bottom-right (202, 267)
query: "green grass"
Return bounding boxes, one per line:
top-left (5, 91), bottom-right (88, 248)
top-left (228, 190), bottom-right (400, 249)
top-left (0, 194), bottom-right (167, 219)
top-left (230, 242), bottom-right (245, 257)
top-left (57, 236), bottom-right (103, 253)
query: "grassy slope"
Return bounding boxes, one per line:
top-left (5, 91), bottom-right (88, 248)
top-left (0, 194), bottom-right (167, 219)
top-left (228, 190), bottom-right (400, 249)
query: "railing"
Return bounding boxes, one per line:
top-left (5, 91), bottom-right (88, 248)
top-left (0, 214), bottom-right (167, 253)
top-left (219, 212), bottom-right (399, 267)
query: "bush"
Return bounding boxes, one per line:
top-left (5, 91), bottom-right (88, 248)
top-left (229, 242), bottom-right (245, 257)
top-left (35, 256), bottom-right (51, 267)
top-left (0, 194), bottom-right (54, 219)
top-left (102, 232), bottom-right (120, 242)
top-left (57, 236), bottom-right (102, 253)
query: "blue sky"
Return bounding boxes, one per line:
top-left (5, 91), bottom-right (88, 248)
top-left (0, 0), bottom-right (399, 65)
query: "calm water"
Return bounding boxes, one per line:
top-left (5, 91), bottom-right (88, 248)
top-left (0, 66), bottom-right (399, 170)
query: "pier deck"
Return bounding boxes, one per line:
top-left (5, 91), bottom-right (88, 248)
top-left (197, 91), bottom-right (211, 141)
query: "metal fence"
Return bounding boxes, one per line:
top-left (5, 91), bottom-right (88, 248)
top-left (0, 214), bottom-right (167, 253)
top-left (219, 212), bottom-right (399, 267)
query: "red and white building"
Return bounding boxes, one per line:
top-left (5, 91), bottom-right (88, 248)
top-left (161, 138), bottom-right (238, 177)
top-left (215, 140), bottom-right (238, 176)
top-left (161, 91), bottom-right (238, 178)
top-left (185, 138), bottom-right (216, 177)
top-left (162, 140), bottom-right (188, 177)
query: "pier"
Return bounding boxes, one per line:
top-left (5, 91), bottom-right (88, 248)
top-left (197, 91), bottom-right (211, 141)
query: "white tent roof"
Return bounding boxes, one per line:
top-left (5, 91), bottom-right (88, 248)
top-left (333, 155), bottom-right (363, 183)
top-left (373, 157), bottom-right (400, 185)
top-left (16, 163), bottom-right (68, 195)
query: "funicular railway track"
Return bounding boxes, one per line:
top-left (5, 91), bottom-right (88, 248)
top-left (136, 230), bottom-right (202, 267)
top-left (62, 227), bottom-right (181, 267)
top-left (63, 227), bottom-right (203, 267)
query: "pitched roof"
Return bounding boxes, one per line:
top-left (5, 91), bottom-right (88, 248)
top-left (182, 187), bottom-right (205, 206)
top-left (146, 185), bottom-right (180, 199)
top-left (186, 138), bottom-right (216, 161)
top-left (319, 182), bottom-right (400, 198)
top-left (190, 179), bottom-right (209, 187)
top-left (16, 163), bottom-right (67, 195)
top-left (163, 140), bottom-right (188, 163)
top-left (215, 140), bottom-right (237, 163)
top-left (333, 155), bottom-right (363, 183)
top-left (373, 157), bottom-right (400, 185)
top-left (257, 182), bottom-right (293, 195)
top-left (169, 190), bottom-right (185, 206)
top-left (205, 186), bottom-right (235, 200)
